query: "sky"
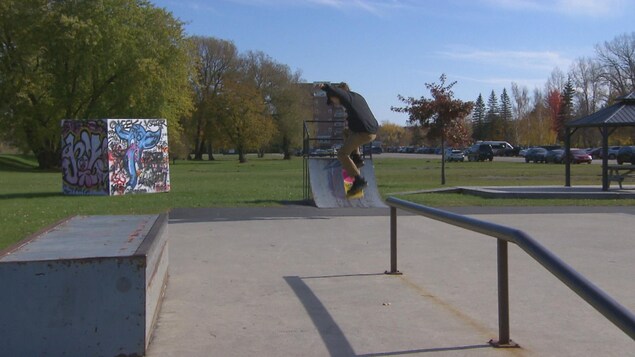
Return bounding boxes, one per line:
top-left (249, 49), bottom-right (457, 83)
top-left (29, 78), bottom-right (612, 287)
top-left (150, 0), bottom-right (635, 125)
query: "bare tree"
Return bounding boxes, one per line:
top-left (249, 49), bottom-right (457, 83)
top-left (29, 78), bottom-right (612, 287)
top-left (595, 32), bottom-right (635, 97)
top-left (569, 57), bottom-right (607, 117)
top-left (511, 82), bottom-right (530, 145)
top-left (545, 67), bottom-right (567, 94)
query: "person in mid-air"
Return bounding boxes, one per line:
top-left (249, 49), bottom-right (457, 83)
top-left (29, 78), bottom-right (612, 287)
top-left (319, 82), bottom-right (379, 196)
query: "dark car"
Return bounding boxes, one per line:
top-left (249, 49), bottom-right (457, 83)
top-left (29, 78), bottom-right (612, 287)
top-left (524, 147), bottom-right (548, 163)
top-left (545, 149), bottom-right (565, 163)
top-left (363, 145), bottom-right (383, 155)
top-left (466, 144), bottom-right (494, 162)
top-left (616, 146), bottom-right (635, 165)
top-left (607, 146), bottom-right (621, 159)
top-left (588, 147), bottom-right (603, 159)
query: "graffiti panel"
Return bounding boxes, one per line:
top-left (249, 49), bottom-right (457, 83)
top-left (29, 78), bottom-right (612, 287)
top-left (107, 119), bottom-right (170, 195)
top-left (61, 120), bottom-right (109, 195)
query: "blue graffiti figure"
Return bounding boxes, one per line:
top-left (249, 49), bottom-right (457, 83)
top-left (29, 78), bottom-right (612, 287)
top-left (115, 122), bottom-right (162, 189)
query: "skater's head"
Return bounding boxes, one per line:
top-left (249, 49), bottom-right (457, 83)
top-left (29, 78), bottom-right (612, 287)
top-left (326, 82), bottom-right (349, 106)
top-left (336, 82), bottom-right (350, 91)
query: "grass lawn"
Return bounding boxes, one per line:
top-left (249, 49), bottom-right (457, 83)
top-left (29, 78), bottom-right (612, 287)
top-left (1, 153), bottom-right (632, 249)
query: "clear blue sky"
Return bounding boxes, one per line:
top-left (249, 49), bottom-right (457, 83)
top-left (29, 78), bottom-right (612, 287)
top-left (151, 0), bottom-right (634, 125)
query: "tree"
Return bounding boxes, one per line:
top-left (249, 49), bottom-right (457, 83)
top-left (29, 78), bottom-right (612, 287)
top-left (511, 82), bottom-right (530, 145)
top-left (547, 89), bottom-right (563, 143)
top-left (521, 89), bottom-right (555, 146)
top-left (555, 78), bottom-right (575, 142)
top-left (546, 67), bottom-right (567, 94)
top-left (0, 0), bottom-right (192, 169)
top-left (500, 88), bottom-right (513, 140)
top-left (595, 32), bottom-right (635, 97)
top-left (214, 78), bottom-right (276, 163)
top-left (241, 51), bottom-right (309, 159)
top-left (569, 57), bottom-right (608, 147)
top-left (486, 90), bottom-right (500, 139)
top-left (377, 121), bottom-right (407, 147)
top-left (471, 94), bottom-right (486, 141)
top-left (187, 36), bottom-right (239, 160)
top-left (569, 57), bottom-right (607, 117)
top-left (392, 74), bottom-right (473, 184)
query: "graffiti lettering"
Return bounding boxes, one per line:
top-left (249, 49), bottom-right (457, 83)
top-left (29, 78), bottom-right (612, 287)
top-left (61, 121), bottom-right (109, 195)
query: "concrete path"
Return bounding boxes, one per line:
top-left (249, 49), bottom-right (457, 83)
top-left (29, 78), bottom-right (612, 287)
top-left (147, 206), bottom-right (635, 357)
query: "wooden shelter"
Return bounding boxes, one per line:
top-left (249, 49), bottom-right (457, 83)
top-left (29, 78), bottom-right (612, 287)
top-left (565, 92), bottom-right (635, 190)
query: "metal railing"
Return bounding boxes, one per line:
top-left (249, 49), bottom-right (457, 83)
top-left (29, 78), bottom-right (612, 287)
top-left (385, 196), bottom-right (635, 347)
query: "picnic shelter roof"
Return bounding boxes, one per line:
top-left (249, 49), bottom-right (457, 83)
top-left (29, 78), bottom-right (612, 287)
top-left (566, 92), bottom-right (635, 128)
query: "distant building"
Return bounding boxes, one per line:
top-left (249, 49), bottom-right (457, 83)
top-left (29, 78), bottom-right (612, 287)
top-left (301, 82), bottom-right (347, 149)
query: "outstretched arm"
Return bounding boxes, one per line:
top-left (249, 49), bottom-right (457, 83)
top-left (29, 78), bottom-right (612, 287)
top-left (115, 123), bottom-right (130, 140)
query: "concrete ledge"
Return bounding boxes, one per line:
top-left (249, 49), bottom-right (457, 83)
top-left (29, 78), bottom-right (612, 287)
top-left (457, 185), bottom-right (635, 199)
top-left (393, 185), bottom-right (635, 199)
top-left (0, 214), bottom-right (169, 357)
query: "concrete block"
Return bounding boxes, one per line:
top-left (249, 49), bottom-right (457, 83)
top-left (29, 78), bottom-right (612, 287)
top-left (0, 214), bottom-right (169, 357)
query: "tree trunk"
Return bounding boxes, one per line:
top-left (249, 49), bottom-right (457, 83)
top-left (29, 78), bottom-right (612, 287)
top-left (282, 135), bottom-right (291, 160)
top-left (238, 147), bottom-right (247, 163)
top-left (193, 138), bottom-right (205, 160)
top-left (207, 141), bottom-right (215, 161)
top-left (34, 146), bottom-right (61, 170)
top-left (441, 132), bottom-right (446, 185)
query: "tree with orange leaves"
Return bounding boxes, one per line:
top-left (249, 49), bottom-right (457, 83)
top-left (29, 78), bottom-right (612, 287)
top-left (392, 74), bottom-right (473, 184)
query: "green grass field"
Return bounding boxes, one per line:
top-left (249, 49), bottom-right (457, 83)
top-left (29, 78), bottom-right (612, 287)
top-left (1, 153), bottom-right (632, 249)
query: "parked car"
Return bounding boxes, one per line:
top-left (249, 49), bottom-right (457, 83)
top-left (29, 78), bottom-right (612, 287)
top-left (524, 147), bottom-right (548, 163)
top-left (480, 141), bottom-right (516, 156)
top-left (616, 146), bottom-right (635, 165)
top-left (545, 149), bottom-right (565, 163)
top-left (466, 144), bottom-right (494, 162)
top-left (444, 149), bottom-right (465, 162)
top-left (310, 148), bottom-right (329, 157)
top-left (607, 146), bottom-right (621, 159)
top-left (588, 147), bottom-right (602, 159)
top-left (363, 145), bottom-right (383, 155)
top-left (540, 145), bottom-right (562, 151)
top-left (519, 148), bottom-right (530, 157)
top-left (569, 149), bottom-right (593, 164)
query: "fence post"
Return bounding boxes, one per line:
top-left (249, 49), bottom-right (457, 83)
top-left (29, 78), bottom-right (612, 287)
top-left (385, 206), bottom-right (402, 275)
top-left (489, 239), bottom-right (519, 348)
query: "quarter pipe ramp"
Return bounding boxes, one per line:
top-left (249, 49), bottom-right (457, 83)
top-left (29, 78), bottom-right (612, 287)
top-left (308, 158), bottom-right (386, 208)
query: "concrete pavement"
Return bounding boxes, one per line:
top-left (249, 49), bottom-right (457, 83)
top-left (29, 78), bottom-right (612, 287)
top-left (146, 206), bottom-right (635, 356)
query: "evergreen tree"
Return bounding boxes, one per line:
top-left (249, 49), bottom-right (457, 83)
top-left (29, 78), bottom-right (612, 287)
top-left (556, 78), bottom-right (575, 142)
top-left (486, 90), bottom-right (500, 139)
top-left (500, 88), bottom-right (513, 141)
top-left (471, 94), bottom-right (486, 141)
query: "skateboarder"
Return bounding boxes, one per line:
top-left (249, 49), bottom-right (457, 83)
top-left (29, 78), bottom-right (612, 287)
top-left (319, 82), bottom-right (379, 196)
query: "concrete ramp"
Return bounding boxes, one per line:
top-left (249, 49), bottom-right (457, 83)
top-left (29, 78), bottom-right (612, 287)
top-left (308, 158), bottom-right (385, 208)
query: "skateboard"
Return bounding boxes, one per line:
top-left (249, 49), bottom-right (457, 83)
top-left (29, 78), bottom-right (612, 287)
top-left (342, 169), bottom-right (364, 199)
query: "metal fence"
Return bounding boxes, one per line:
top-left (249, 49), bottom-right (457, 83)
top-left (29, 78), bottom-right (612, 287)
top-left (385, 196), bottom-right (635, 347)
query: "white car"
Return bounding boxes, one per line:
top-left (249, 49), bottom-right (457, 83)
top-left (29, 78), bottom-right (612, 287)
top-left (445, 149), bottom-right (465, 162)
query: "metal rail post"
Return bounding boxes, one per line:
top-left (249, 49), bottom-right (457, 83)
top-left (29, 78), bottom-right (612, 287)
top-left (489, 239), bottom-right (518, 348)
top-left (385, 207), bottom-right (402, 275)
